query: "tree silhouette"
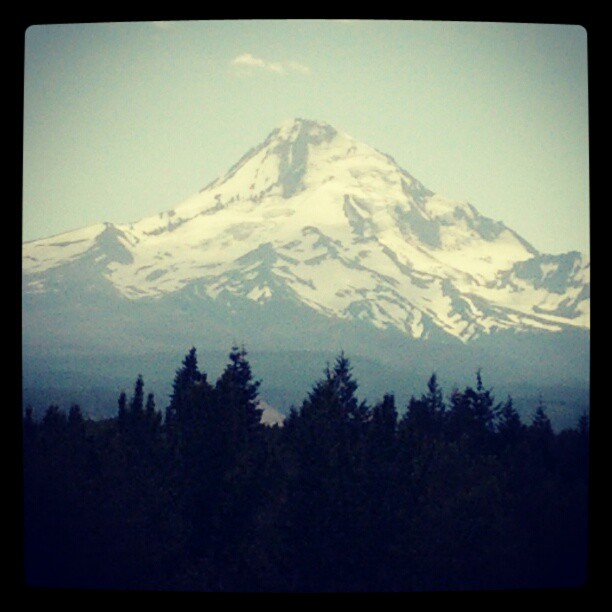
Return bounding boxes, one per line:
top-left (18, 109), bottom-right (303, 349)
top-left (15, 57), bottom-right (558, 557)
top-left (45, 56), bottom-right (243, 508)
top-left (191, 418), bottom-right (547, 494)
top-left (20, 345), bottom-right (589, 592)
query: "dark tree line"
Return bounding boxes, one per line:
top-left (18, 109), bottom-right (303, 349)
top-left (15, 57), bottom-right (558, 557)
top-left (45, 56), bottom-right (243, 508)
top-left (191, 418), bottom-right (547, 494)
top-left (22, 346), bottom-right (589, 592)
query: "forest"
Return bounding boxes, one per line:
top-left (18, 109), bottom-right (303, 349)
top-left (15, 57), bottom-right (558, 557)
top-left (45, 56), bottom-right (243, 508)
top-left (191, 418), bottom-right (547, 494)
top-left (21, 346), bottom-right (590, 592)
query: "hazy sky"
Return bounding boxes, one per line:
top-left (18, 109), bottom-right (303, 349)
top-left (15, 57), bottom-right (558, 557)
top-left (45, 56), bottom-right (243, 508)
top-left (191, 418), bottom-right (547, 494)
top-left (23, 19), bottom-right (589, 256)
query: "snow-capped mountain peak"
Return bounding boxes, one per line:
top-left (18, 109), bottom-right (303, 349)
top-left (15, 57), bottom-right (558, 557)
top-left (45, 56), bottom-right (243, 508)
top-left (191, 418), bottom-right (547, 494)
top-left (23, 119), bottom-right (589, 343)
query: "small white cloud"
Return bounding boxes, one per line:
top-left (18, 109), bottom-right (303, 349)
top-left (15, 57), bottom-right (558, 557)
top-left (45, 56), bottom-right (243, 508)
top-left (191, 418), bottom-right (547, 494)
top-left (231, 53), bottom-right (310, 76)
top-left (284, 60), bottom-right (311, 75)
top-left (232, 53), bottom-right (267, 69)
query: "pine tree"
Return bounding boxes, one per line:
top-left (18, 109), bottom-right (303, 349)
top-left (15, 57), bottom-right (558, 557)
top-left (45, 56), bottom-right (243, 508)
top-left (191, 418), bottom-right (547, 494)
top-left (496, 396), bottom-right (524, 447)
top-left (370, 393), bottom-right (398, 451)
top-left (301, 352), bottom-right (368, 428)
top-left (363, 393), bottom-right (400, 590)
top-left (145, 392), bottom-right (156, 420)
top-left (531, 396), bottom-right (553, 437)
top-left (117, 391), bottom-right (128, 431)
top-left (281, 352), bottom-right (371, 590)
top-left (68, 403), bottom-right (84, 427)
top-left (41, 404), bottom-right (67, 434)
top-left (194, 345), bottom-right (264, 588)
top-left (165, 347), bottom-right (214, 499)
top-left (166, 347), bottom-right (205, 431)
top-left (402, 372), bottom-right (446, 439)
top-left (445, 370), bottom-right (499, 449)
top-left (144, 392), bottom-right (162, 439)
top-left (117, 375), bottom-right (154, 443)
top-left (130, 375), bottom-right (145, 416)
top-left (527, 396), bottom-right (555, 470)
top-left (213, 345), bottom-right (263, 455)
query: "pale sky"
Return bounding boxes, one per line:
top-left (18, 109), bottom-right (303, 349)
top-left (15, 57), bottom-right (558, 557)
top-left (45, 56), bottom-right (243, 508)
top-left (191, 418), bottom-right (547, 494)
top-left (22, 19), bottom-right (590, 257)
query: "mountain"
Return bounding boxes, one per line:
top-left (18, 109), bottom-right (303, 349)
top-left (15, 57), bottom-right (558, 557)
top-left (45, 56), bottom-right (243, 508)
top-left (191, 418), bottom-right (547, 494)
top-left (22, 118), bottom-right (590, 423)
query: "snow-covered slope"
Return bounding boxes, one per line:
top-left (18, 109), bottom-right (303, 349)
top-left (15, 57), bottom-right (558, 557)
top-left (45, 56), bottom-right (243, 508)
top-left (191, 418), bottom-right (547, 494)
top-left (23, 118), bottom-right (590, 343)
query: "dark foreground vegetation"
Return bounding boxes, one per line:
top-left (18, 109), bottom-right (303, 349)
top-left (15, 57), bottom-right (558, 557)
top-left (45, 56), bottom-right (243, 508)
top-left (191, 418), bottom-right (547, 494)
top-left (22, 346), bottom-right (589, 592)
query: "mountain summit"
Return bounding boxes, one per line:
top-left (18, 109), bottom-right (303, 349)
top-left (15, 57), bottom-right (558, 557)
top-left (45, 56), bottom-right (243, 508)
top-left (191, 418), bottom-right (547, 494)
top-left (23, 118), bottom-right (589, 346)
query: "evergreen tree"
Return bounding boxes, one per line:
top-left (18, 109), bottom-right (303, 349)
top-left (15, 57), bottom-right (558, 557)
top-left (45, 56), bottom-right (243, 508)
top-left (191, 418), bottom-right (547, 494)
top-left (41, 404), bottom-right (67, 434)
top-left (145, 392), bottom-right (156, 418)
top-left (117, 375), bottom-right (158, 444)
top-left (91, 376), bottom-right (183, 589)
top-left (496, 395), bottom-right (525, 448)
top-left (24, 404), bottom-right (97, 587)
top-left (363, 393), bottom-right (401, 590)
top-left (370, 393), bottom-right (398, 452)
top-left (164, 348), bottom-right (214, 556)
top-left (281, 352), bottom-right (371, 590)
top-left (117, 391), bottom-right (128, 431)
top-left (214, 345), bottom-right (263, 444)
top-left (166, 347), bottom-right (206, 433)
top-left (531, 396), bottom-right (553, 437)
top-left (445, 370), bottom-right (499, 449)
top-left (144, 392), bottom-right (162, 440)
top-left (300, 352), bottom-right (369, 428)
top-left (68, 403), bottom-right (84, 429)
top-left (527, 396), bottom-right (555, 471)
top-left (131, 375), bottom-right (144, 412)
top-left (401, 372), bottom-right (446, 439)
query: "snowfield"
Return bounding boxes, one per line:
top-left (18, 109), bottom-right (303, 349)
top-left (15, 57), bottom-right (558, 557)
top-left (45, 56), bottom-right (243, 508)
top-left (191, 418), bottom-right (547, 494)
top-left (23, 118), bottom-right (590, 342)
